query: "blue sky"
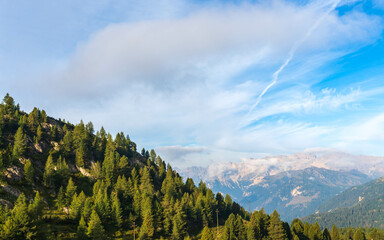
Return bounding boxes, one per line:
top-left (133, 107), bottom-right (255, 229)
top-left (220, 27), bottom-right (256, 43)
top-left (1, 0), bottom-right (384, 167)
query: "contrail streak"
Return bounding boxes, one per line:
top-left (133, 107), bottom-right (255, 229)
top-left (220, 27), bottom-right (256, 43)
top-left (247, 0), bottom-right (342, 115)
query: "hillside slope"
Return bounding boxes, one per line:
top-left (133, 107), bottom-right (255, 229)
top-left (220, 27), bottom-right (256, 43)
top-left (0, 94), bottom-right (248, 239)
top-left (303, 177), bottom-right (384, 229)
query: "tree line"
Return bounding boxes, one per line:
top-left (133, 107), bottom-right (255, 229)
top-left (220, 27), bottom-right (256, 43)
top-left (0, 93), bottom-right (383, 239)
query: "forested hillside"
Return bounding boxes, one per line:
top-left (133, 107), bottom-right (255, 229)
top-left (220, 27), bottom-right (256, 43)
top-left (303, 177), bottom-right (384, 229)
top-left (0, 93), bottom-right (384, 240)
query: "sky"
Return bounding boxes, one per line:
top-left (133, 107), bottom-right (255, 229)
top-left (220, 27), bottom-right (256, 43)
top-left (1, 0), bottom-right (384, 168)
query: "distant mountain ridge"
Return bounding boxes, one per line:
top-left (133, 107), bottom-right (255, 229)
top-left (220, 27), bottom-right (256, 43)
top-left (179, 150), bottom-right (384, 221)
top-left (303, 176), bottom-right (384, 229)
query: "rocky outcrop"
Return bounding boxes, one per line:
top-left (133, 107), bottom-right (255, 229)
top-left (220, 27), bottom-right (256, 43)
top-left (0, 199), bottom-right (13, 208)
top-left (5, 166), bottom-right (23, 181)
top-left (0, 184), bottom-right (22, 197)
top-left (78, 167), bottom-right (91, 177)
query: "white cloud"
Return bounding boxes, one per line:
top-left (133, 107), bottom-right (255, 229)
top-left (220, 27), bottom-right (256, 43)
top-left (333, 112), bottom-right (384, 155)
top-left (44, 0), bottom-right (380, 98)
top-left (18, 0), bottom-right (384, 167)
top-left (156, 145), bottom-right (207, 163)
top-left (244, 87), bottom-right (361, 125)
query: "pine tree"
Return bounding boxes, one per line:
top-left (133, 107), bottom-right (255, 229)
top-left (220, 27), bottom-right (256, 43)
top-left (56, 186), bottom-right (65, 209)
top-left (41, 110), bottom-right (47, 123)
top-left (23, 159), bottom-right (34, 183)
top-left (140, 167), bottom-right (154, 196)
top-left (57, 156), bottom-right (70, 181)
top-left (86, 121), bottom-right (94, 134)
top-left (5, 193), bottom-right (31, 238)
top-left (353, 230), bottom-right (365, 240)
top-left (200, 226), bottom-right (214, 240)
top-left (309, 223), bottom-right (322, 240)
top-left (268, 210), bottom-right (287, 240)
top-left (18, 115), bottom-right (27, 127)
top-left (323, 228), bottom-right (332, 240)
top-left (139, 195), bottom-right (155, 239)
top-left (43, 154), bottom-right (55, 187)
top-left (28, 191), bottom-right (43, 220)
top-left (51, 125), bottom-right (58, 141)
top-left (70, 191), bottom-right (86, 220)
top-left (36, 125), bottom-right (43, 143)
top-left (162, 168), bottom-right (176, 197)
top-left (82, 197), bottom-right (93, 222)
top-left (248, 211), bottom-right (261, 240)
top-left (87, 210), bottom-right (105, 239)
top-left (27, 108), bottom-right (39, 132)
top-left (102, 148), bottom-right (115, 181)
top-left (118, 155), bottom-right (129, 171)
top-left (3, 93), bottom-right (15, 114)
top-left (77, 216), bottom-right (88, 239)
top-left (76, 144), bottom-right (86, 167)
top-left (162, 195), bottom-right (175, 237)
top-left (235, 214), bottom-right (247, 240)
top-left (291, 218), bottom-right (304, 240)
top-left (62, 131), bottom-right (73, 153)
top-left (331, 225), bottom-right (340, 240)
top-left (172, 200), bottom-right (187, 240)
top-left (223, 213), bottom-right (236, 240)
top-left (304, 222), bottom-right (310, 238)
top-left (66, 177), bottom-right (77, 207)
top-left (0, 111), bottom-right (3, 143)
top-left (112, 194), bottom-right (123, 228)
top-left (12, 126), bottom-right (26, 159)
top-left (91, 161), bottom-right (102, 180)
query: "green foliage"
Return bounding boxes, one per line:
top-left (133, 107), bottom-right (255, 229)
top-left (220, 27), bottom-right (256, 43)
top-left (87, 210), bottom-right (105, 239)
top-left (200, 226), bottom-right (214, 240)
top-left (139, 195), bottom-right (155, 239)
top-left (70, 191), bottom-right (86, 220)
top-left (23, 159), bottom-right (34, 183)
top-left (56, 186), bottom-right (65, 209)
top-left (12, 126), bottom-right (26, 159)
top-left (1, 193), bottom-right (35, 239)
top-left (323, 228), bottom-right (332, 240)
top-left (3, 93), bottom-right (16, 115)
top-left (353, 229), bottom-right (366, 240)
top-left (331, 224), bottom-right (340, 240)
top-left (2, 94), bottom-right (383, 240)
top-left (43, 154), bottom-right (55, 187)
top-left (268, 210), bottom-right (288, 240)
top-left (65, 177), bottom-right (77, 207)
top-left (77, 216), bottom-right (88, 239)
top-left (223, 213), bottom-right (246, 240)
top-left (304, 176), bottom-right (384, 229)
top-left (36, 125), bottom-right (43, 143)
top-left (112, 193), bottom-right (123, 228)
top-left (308, 222), bottom-right (323, 240)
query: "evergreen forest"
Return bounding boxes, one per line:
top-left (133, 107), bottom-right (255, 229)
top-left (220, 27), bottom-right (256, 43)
top-left (0, 93), bottom-right (383, 239)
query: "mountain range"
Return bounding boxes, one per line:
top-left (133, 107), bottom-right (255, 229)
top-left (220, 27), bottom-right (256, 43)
top-left (303, 176), bottom-right (384, 229)
top-left (179, 150), bottom-right (384, 221)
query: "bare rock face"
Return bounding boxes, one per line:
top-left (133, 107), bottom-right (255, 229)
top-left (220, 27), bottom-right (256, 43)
top-left (34, 143), bottom-right (43, 153)
top-left (5, 166), bottom-right (23, 181)
top-left (33, 141), bottom-right (49, 154)
top-left (0, 184), bottom-right (22, 197)
top-left (78, 167), bottom-right (91, 177)
top-left (0, 199), bottom-right (13, 208)
top-left (51, 141), bottom-right (60, 151)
